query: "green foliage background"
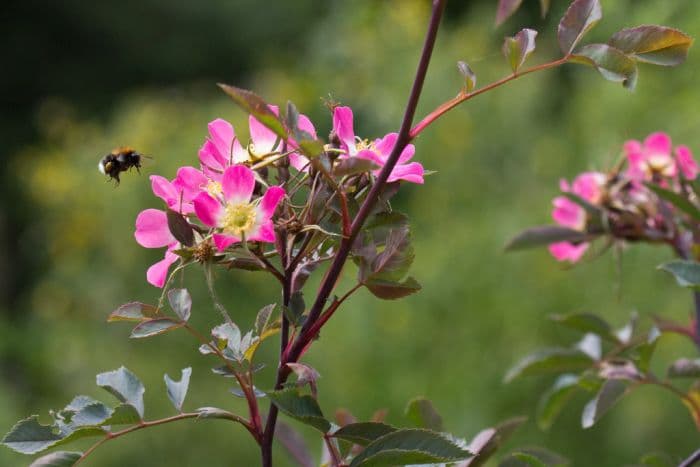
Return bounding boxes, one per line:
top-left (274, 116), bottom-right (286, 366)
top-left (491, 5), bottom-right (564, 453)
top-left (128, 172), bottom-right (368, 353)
top-left (1, 1), bottom-right (699, 465)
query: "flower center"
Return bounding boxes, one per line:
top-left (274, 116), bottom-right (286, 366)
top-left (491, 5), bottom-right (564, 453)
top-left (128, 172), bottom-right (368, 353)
top-left (355, 138), bottom-right (375, 152)
top-left (206, 181), bottom-right (223, 196)
top-left (222, 202), bottom-right (257, 237)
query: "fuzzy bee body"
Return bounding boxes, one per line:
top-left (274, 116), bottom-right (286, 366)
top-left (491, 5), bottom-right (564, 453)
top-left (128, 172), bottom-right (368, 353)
top-left (98, 147), bottom-right (143, 184)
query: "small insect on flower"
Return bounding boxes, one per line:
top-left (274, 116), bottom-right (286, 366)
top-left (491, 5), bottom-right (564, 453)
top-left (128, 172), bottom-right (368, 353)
top-left (98, 146), bottom-right (144, 184)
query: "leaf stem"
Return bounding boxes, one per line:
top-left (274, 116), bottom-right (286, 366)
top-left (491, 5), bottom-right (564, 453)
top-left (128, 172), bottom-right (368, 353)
top-left (409, 56), bottom-right (570, 140)
top-left (680, 448), bottom-right (700, 467)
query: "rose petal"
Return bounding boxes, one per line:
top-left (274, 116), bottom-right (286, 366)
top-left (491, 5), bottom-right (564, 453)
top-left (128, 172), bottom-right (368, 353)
top-left (333, 106), bottom-right (356, 154)
top-left (249, 221), bottom-right (276, 243)
top-left (150, 175), bottom-right (178, 205)
top-left (644, 132), bottom-right (672, 156)
top-left (135, 209), bottom-right (175, 248)
top-left (222, 164), bottom-right (255, 204)
top-left (552, 197), bottom-right (584, 230)
top-left (250, 105), bottom-right (280, 155)
top-left (193, 192), bottom-right (223, 227)
top-left (174, 166), bottom-right (208, 201)
top-left (549, 242), bottom-right (588, 262)
top-left (199, 140), bottom-right (226, 172)
top-left (386, 162), bottom-right (424, 184)
top-left (676, 145), bottom-right (698, 180)
top-left (259, 186), bottom-right (285, 219)
top-left (208, 119), bottom-right (236, 160)
top-left (146, 249), bottom-right (179, 288)
top-left (213, 233), bottom-right (239, 251)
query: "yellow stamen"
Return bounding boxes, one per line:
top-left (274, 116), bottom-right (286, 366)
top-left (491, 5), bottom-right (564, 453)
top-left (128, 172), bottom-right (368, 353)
top-left (222, 203), bottom-right (257, 237)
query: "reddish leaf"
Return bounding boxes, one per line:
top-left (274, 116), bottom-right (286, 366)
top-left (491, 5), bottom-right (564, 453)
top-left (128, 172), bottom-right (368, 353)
top-left (609, 26), bottom-right (692, 66)
top-left (558, 0), bottom-right (602, 55)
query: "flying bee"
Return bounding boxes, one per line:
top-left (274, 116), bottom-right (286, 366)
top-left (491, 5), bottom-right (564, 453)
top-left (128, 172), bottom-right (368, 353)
top-left (98, 146), bottom-right (144, 184)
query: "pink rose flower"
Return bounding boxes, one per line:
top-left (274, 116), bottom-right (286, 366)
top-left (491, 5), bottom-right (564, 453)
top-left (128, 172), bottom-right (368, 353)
top-left (624, 132), bottom-right (698, 182)
top-left (549, 172), bottom-right (605, 263)
top-left (332, 106), bottom-right (424, 184)
top-left (193, 164), bottom-right (285, 251)
top-left (134, 209), bottom-right (180, 288)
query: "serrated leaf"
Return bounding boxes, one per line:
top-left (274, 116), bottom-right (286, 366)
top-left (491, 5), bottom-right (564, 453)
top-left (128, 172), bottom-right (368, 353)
top-left (107, 302), bottom-right (159, 323)
top-left (166, 208), bottom-right (194, 247)
top-left (457, 61), bottom-right (477, 92)
top-left (668, 358), bottom-right (700, 378)
top-left (349, 429), bottom-right (472, 467)
top-left (505, 348), bottom-right (594, 382)
top-left (96, 367), bottom-right (145, 418)
top-left (645, 182), bottom-right (700, 220)
top-left (570, 44), bottom-right (638, 88)
top-left (102, 404), bottom-right (141, 425)
top-left (69, 402), bottom-right (112, 427)
top-left (332, 422), bottom-right (396, 446)
top-left (130, 318), bottom-right (183, 338)
top-left (1, 416), bottom-right (62, 454)
top-left (581, 379), bottom-right (627, 428)
top-left (609, 26), bottom-right (692, 66)
top-left (218, 83), bottom-right (287, 140)
top-left (165, 367), bottom-right (192, 412)
top-left (503, 29), bottom-right (538, 73)
top-left (268, 388), bottom-right (331, 433)
top-left (658, 260), bottom-right (700, 289)
top-left (63, 396), bottom-right (102, 414)
top-left (405, 397), bottom-right (443, 431)
top-left (505, 226), bottom-right (590, 251)
top-left (495, 0), bottom-right (524, 26)
top-left (334, 158), bottom-right (380, 177)
top-left (167, 288), bottom-right (191, 321)
top-left (558, 0), bottom-right (602, 55)
top-left (255, 304), bottom-right (276, 335)
top-left (537, 375), bottom-right (579, 430)
top-left (365, 276), bottom-right (421, 300)
top-left (551, 313), bottom-right (619, 343)
top-left (29, 451), bottom-right (82, 467)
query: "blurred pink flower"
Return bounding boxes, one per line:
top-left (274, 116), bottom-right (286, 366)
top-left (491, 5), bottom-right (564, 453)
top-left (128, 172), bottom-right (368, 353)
top-left (193, 165), bottom-right (285, 251)
top-left (332, 106), bottom-right (424, 184)
top-left (624, 132), bottom-right (698, 182)
top-left (134, 208), bottom-right (179, 288)
top-left (549, 172), bottom-right (605, 263)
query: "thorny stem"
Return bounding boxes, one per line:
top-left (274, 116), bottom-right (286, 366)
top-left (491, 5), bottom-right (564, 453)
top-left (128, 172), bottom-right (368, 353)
top-left (409, 56), bottom-right (570, 140)
top-left (74, 411), bottom-right (246, 465)
top-left (261, 1), bottom-right (447, 465)
top-left (680, 448), bottom-right (700, 467)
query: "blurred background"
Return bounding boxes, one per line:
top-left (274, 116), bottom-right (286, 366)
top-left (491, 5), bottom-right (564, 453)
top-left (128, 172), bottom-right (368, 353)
top-left (1, 0), bottom-right (699, 465)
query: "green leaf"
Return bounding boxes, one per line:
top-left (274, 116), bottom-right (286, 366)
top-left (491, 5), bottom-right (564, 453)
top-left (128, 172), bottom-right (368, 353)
top-left (107, 302), bottom-right (159, 323)
top-left (550, 313), bottom-right (619, 343)
top-left (164, 367), bottom-right (192, 412)
top-left (195, 407), bottom-right (241, 421)
top-left (609, 26), bottom-right (693, 66)
top-left (96, 367), bottom-right (145, 418)
top-left (69, 402), bottom-right (112, 427)
top-left (2, 416), bottom-right (62, 454)
top-left (645, 182), bottom-right (700, 220)
top-left (570, 44), bottom-right (638, 88)
top-left (130, 318), bottom-right (183, 339)
top-left (503, 453), bottom-right (548, 467)
top-left (504, 226), bottom-right (590, 252)
top-left (581, 379), bottom-right (627, 428)
top-left (167, 288), bottom-right (191, 322)
top-left (405, 397), bottom-right (443, 431)
top-left (536, 375), bottom-right (579, 430)
top-left (464, 417), bottom-right (527, 466)
top-left (217, 84), bottom-right (287, 140)
top-left (668, 358), bottom-right (700, 378)
top-left (500, 447), bottom-right (569, 467)
top-left (633, 326), bottom-right (661, 373)
top-left (333, 158), bottom-right (380, 177)
top-left (349, 429), bottom-right (472, 467)
top-left (503, 28), bottom-right (538, 73)
top-left (332, 422), bottom-right (396, 446)
top-left (102, 404), bottom-right (141, 425)
top-left (365, 276), bottom-right (421, 300)
top-left (495, 0), bottom-right (523, 26)
top-left (557, 0), bottom-right (602, 55)
top-left (29, 451), bottom-right (82, 467)
top-left (267, 388), bottom-right (331, 433)
top-left (457, 61), bottom-right (477, 92)
top-left (658, 260), bottom-right (700, 289)
top-left (166, 208), bottom-right (194, 247)
top-left (255, 304), bottom-right (276, 335)
top-left (505, 348), bottom-right (594, 382)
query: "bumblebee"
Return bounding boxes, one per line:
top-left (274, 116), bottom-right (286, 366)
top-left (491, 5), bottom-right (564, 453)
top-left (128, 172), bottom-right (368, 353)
top-left (98, 147), bottom-right (143, 184)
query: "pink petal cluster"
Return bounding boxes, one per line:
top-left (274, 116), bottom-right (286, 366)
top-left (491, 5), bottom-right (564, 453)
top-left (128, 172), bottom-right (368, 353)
top-left (624, 132), bottom-right (698, 182)
top-left (134, 209), bottom-right (180, 288)
top-left (549, 172), bottom-right (606, 263)
top-left (332, 106), bottom-right (424, 184)
top-left (193, 165), bottom-right (285, 251)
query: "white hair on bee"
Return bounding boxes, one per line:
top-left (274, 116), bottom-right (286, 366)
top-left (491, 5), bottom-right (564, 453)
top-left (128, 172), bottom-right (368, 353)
top-left (98, 161), bottom-right (106, 174)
